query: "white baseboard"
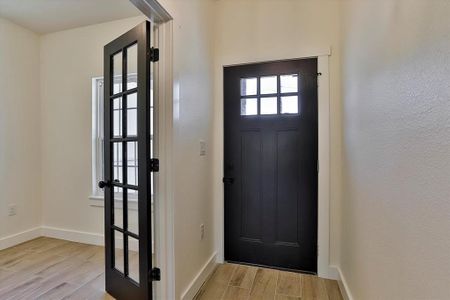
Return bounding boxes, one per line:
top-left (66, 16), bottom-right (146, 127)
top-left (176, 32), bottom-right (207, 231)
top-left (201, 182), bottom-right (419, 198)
top-left (181, 252), bottom-right (218, 300)
top-left (319, 265), bottom-right (340, 280)
top-left (334, 266), bottom-right (353, 300)
top-left (41, 226), bottom-right (104, 246)
top-left (0, 227), bottom-right (42, 250)
top-left (41, 226), bottom-right (143, 251)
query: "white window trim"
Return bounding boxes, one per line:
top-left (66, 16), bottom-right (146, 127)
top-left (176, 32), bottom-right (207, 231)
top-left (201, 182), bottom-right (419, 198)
top-left (90, 76), bottom-right (104, 201)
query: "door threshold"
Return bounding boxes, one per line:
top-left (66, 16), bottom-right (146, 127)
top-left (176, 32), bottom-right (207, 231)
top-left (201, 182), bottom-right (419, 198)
top-left (224, 260), bottom-right (317, 276)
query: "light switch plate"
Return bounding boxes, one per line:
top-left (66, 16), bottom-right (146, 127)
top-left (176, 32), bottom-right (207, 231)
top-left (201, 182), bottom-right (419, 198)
top-left (8, 204), bottom-right (17, 216)
top-left (199, 140), bottom-right (206, 156)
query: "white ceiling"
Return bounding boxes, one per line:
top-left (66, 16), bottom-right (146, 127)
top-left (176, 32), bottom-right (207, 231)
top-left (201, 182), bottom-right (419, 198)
top-left (0, 0), bottom-right (143, 34)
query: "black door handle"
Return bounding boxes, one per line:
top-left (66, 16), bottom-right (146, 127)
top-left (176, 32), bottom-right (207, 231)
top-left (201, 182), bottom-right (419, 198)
top-left (98, 180), bottom-right (111, 189)
top-left (223, 177), bottom-right (234, 184)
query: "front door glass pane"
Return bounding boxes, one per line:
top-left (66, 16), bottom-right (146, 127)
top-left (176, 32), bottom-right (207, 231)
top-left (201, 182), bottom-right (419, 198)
top-left (280, 74), bottom-right (298, 93)
top-left (260, 76), bottom-right (277, 94)
top-left (260, 97), bottom-right (277, 114)
top-left (240, 77), bottom-right (257, 96)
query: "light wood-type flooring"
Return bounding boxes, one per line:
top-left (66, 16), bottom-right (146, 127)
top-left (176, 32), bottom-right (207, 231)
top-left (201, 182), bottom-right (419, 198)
top-left (0, 237), bottom-right (342, 300)
top-left (195, 263), bottom-right (343, 300)
top-left (0, 237), bottom-right (112, 300)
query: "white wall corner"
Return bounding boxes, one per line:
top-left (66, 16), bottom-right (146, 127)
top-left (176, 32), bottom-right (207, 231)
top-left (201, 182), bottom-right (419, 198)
top-left (333, 266), bottom-right (354, 300)
top-left (180, 252), bottom-right (218, 300)
top-left (321, 265), bottom-right (339, 281)
top-left (0, 227), bottom-right (42, 251)
top-left (41, 226), bottom-right (104, 246)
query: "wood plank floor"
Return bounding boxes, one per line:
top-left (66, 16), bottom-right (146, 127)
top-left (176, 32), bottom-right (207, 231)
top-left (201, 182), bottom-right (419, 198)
top-left (1, 237), bottom-right (343, 300)
top-left (195, 264), bottom-right (343, 300)
top-left (0, 237), bottom-right (112, 300)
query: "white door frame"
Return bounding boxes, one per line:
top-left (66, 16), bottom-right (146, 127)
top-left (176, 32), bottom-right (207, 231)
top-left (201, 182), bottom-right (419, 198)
top-left (130, 0), bottom-right (175, 298)
top-left (215, 50), bottom-right (336, 280)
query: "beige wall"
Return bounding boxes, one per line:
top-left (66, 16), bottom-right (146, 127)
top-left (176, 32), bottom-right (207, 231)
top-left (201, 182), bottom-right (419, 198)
top-left (40, 16), bottom-right (146, 236)
top-left (211, 0), bottom-right (343, 267)
top-left (157, 0), bottom-right (216, 298)
top-left (340, 0), bottom-right (450, 298)
top-left (0, 17), bottom-right (42, 244)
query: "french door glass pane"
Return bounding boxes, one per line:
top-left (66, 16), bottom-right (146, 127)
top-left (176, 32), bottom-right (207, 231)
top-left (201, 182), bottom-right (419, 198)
top-left (127, 141), bottom-right (138, 186)
top-left (114, 230), bottom-right (124, 274)
top-left (113, 97), bottom-right (123, 137)
top-left (128, 189), bottom-right (139, 235)
top-left (127, 93), bottom-right (138, 136)
top-left (113, 187), bottom-right (123, 228)
top-left (127, 44), bottom-right (138, 90)
top-left (128, 236), bottom-right (140, 284)
top-left (113, 143), bottom-right (123, 184)
top-left (113, 52), bottom-right (122, 94)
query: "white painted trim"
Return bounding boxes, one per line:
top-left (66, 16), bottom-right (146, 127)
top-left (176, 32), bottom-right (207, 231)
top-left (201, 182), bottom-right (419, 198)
top-left (130, 0), bottom-right (172, 23)
top-left (151, 19), bottom-right (175, 300)
top-left (41, 226), bottom-right (104, 246)
top-left (88, 196), bottom-right (143, 211)
top-left (215, 52), bottom-right (335, 280)
top-left (335, 266), bottom-right (353, 300)
top-left (0, 227), bottom-right (42, 250)
top-left (317, 54), bottom-right (336, 280)
top-left (181, 252), bottom-right (218, 300)
top-left (221, 47), bottom-right (331, 68)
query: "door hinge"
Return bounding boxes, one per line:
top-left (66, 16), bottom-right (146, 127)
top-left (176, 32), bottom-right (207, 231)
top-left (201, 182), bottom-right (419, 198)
top-left (150, 158), bottom-right (159, 172)
top-left (150, 267), bottom-right (161, 281)
top-left (150, 47), bottom-right (159, 62)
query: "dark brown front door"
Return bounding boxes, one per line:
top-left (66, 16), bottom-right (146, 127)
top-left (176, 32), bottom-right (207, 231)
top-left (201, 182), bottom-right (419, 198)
top-left (224, 58), bottom-right (318, 273)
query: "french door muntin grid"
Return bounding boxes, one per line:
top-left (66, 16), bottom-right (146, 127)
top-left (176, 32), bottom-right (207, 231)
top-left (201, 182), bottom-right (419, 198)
top-left (240, 73), bottom-right (300, 116)
top-left (110, 43), bottom-right (140, 282)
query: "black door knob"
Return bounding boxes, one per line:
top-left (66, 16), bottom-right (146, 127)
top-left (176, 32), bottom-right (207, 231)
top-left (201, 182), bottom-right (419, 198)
top-left (98, 180), bottom-right (111, 189)
top-left (223, 177), bottom-right (235, 184)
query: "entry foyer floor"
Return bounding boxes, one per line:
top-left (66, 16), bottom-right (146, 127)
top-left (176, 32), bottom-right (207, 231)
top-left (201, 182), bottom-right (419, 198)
top-left (195, 263), bottom-right (343, 300)
top-left (0, 237), bottom-right (343, 299)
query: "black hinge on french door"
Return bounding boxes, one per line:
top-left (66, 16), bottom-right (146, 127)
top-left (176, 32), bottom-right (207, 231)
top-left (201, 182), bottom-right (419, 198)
top-left (150, 267), bottom-right (161, 281)
top-left (150, 158), bottom-right (159, 172)
top-left (150, 47), bottom-right (159, 62)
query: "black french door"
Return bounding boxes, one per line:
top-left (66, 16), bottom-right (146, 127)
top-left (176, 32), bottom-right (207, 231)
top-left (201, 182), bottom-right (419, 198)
top-left (224, 59), bottom-right (318, 273)
top-left (101, 21), bottom-right (157, 300)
